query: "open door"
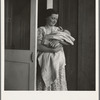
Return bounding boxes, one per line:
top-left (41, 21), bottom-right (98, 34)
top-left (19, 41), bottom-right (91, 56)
top-left (5, 0), bottom-right (37, 90)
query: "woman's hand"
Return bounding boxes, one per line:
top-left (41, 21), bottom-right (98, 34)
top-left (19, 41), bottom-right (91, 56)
top-left (49, 40), bottom-right (60, 48)
top-left (37, 42), bottom-right (63, 53)
top-left (52, 45), bottom-right (63, 53)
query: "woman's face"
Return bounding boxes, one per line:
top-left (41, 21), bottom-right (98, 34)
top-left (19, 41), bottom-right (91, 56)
top-left (46, 14), bottom-right (59, 26)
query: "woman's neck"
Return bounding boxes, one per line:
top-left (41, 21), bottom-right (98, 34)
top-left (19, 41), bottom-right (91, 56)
top-left (45, 25), bottom-right (55, 30)
top-left (45, 25), bottom-right (56, 33)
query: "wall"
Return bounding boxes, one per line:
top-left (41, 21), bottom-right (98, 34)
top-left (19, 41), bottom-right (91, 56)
top-left (78, 0), bottom-right (95, 90)
top-left (54, 0), bottom-right (95, 90)
top-left (38, 0), bottom-right (47, 27)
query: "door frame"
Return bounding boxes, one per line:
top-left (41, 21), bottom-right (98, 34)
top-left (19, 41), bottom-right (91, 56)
top-left (29, 0), bottom-right (38, 90)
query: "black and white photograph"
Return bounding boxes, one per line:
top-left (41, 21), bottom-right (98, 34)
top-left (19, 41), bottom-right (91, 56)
top-left (1, 0), bottom-right (99, 99)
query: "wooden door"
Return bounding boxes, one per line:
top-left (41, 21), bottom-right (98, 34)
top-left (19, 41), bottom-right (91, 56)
top-left (5, 0), bottom-right (37, 90)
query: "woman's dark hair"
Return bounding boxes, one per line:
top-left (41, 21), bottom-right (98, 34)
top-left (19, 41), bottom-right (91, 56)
top-left (45, 9), bottom-right (58, 18)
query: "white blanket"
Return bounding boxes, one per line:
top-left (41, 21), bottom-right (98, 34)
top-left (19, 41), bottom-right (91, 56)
top-left (42, 30), bottom-right (75, 46)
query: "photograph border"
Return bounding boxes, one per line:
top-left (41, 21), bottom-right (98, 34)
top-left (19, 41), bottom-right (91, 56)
top-left (1, 0), bottom-right (99, 100)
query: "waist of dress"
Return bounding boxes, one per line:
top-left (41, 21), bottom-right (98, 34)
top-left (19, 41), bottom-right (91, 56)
top-left (37, 48), bottom-right (64, 55)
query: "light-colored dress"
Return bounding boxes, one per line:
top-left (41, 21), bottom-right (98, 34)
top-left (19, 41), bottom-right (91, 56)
top-left (37, 26), bottom-right (68, 91)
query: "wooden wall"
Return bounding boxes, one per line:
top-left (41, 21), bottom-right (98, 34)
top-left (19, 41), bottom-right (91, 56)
top-left (78, 0), bottom-right (95, 90)
top-left (54, 0), bottom-right (95, 90)
top-left (38, 0), bottom-right (47, 27)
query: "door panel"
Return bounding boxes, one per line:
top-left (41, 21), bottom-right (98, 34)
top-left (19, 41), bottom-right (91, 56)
top-left (5, 62), bottom-right (29, 90)
top-left (5, 50), bottom-right (31, 62)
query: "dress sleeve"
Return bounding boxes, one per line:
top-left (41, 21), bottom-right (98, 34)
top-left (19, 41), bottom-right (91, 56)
top-left (37, 27), bottom-right (44, 44)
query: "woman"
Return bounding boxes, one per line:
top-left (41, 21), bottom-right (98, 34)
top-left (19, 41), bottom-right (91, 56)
top-left (37, 9), bottom-right (73, 91)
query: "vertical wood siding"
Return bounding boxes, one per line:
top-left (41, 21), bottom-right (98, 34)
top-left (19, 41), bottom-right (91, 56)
top-left (78, 0), bottom-right (95, 90)
top-left (54, 0), bottom-right (95, 90)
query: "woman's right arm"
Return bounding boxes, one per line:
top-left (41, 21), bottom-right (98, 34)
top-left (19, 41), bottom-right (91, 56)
top-left (37, 42), bottom-right (63, 53)
top-left (37, 27), bottom-right (63, 53)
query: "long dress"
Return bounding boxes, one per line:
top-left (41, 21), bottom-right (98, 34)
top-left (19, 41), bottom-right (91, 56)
top-left (37, 26), bottom-right (68, 91)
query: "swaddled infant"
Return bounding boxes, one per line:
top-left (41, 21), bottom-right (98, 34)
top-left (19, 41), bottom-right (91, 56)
top-left (41, 26), bottom-right (75, 48)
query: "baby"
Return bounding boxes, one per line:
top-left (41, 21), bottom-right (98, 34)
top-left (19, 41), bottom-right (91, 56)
top-left (41, 26), bottom-right (75, 48)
